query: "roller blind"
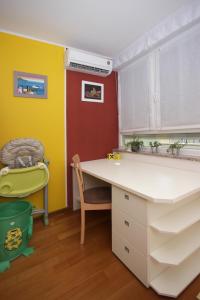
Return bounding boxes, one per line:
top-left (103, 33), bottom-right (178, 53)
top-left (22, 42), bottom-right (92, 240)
top-left (119, 56), bottom-right (150, 132)
top-left (159, 23), bottom-right (200, 128)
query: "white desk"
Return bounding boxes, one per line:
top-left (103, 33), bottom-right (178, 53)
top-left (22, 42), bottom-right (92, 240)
top-left (72, 153), bottom-right (200, 298)
top-left (79, 157), bottom-right (200, 203)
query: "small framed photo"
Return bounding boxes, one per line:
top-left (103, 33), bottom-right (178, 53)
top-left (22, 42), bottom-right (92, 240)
top-left (14, 71), bottom-right (48, 99)
top-left (81, 80), bottom-right (104, 103)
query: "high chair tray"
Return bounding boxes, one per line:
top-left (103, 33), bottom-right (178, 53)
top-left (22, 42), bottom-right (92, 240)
top-left (0, 163), bottom-right (49, 197)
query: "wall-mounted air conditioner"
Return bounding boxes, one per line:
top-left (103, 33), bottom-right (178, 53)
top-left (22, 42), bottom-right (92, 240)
top-left (64, 48), bottom-right (112, 77)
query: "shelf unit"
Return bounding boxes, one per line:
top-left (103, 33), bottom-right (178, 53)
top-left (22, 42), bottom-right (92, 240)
top-left (150, 249), bottom-right (200, 298)
top-left (151, 222), bottom-right (200, 265)
top-left (150, 198), bottom-right (200, 234)
top-left (150, 197), bottom-right (200, 297)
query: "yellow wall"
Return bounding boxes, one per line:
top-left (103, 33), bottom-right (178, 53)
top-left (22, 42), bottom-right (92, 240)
top-left (0, 32), bottom-right (66, 212)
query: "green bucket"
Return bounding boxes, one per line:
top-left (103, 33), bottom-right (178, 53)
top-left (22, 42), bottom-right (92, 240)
top-left (0, 200), bottom-right (34, 272)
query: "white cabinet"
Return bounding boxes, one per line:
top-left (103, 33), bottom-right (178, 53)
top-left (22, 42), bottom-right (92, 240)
top-left (112, 209), bottom-right (147, 255)
top-left (112, 186), bottom-right (147, 225)
top-left (112, 185), bottom-right (200, 298)
top-left (112, 232), bottom-right (148, 286)
top-left (112, 186), bottom-right (148, 286)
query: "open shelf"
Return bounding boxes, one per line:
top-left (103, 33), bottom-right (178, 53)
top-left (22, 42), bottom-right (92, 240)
top-left (150, 198), bottom-right (200, 234)
top-left (151, 222), bottom-right (200, 265)
top-left (150, 249), bottom-right (200, 298)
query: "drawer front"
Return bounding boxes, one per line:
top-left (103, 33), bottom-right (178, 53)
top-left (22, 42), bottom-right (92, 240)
top-left (112, 208), bottom-right (147, 255)
top-left (112, 232), bottom-right (148, 286)
top-left (112, 186), bottom-right (147, 225)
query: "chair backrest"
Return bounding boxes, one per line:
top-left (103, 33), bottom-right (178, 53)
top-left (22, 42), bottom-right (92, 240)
top-left (72, 154), bottom-right (85, 205)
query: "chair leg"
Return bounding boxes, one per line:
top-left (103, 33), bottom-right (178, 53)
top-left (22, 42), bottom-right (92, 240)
top-left (80, 209), bottom-right (85, 244)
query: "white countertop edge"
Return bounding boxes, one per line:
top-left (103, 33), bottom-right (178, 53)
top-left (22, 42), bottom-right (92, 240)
top-left (80, 167), bottom-right (200, 204)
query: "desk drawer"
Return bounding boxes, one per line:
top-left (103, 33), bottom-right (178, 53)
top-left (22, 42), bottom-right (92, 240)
top-left (112, 186), bottom-right (147, 225)
top-left (112, 208), bottom-right (147, 255)
top-left (112, 232), bottom-right (148, 286)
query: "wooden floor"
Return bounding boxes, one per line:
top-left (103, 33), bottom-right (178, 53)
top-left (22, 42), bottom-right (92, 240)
top-left (0, 209), bottom-right (200, 300)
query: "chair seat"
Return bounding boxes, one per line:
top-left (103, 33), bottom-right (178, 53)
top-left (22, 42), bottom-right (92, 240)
top-left (84, 186), bottom-right (111, 204)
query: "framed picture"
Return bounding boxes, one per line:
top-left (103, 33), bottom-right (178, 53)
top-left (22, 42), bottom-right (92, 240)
top-left (81, 80), bottom-right (104, 103)
top-left (14, 71), bottom-right (48, 99)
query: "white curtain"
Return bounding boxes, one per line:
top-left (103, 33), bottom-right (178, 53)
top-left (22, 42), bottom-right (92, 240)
top-left (119, 56), bottom-right (150, 132)
top-left (159, 23), bottom-right (200, 128)
top-left (119, 22), bottom-right (200, 133)
top-left (114, 0), bottom-right (200, 70)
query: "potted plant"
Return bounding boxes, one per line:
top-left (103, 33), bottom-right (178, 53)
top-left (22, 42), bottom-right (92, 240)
top-left (127, 137), bottom-right (144, 152)
top-left (167, 141), bottom-right (184, 156)
top-left (149, 141), bottom-right (161, 153)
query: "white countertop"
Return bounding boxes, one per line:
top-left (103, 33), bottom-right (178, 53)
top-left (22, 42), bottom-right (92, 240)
top-left (80, 158), bottom-right (200, 203)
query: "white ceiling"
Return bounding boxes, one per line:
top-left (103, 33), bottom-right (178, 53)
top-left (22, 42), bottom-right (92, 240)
top-left (0, 0), bottom-right (191, 57)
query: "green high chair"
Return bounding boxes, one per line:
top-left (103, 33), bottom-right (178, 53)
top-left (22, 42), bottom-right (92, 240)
top-left (0, 138), bottom-right (49, 272)
top-left (0, 138), bottom-right (49, 226)
top-left (0, 162), bottom-right (49, 225)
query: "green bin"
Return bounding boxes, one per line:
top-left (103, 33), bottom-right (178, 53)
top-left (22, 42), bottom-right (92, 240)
top-left (0, 200), bottom-right (34, 272)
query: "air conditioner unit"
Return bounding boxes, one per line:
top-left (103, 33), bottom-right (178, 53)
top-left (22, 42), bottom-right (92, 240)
top-left (64, 48), bottom-right (112, 77)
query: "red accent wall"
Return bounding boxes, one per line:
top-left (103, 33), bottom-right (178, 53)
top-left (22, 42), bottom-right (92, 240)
top-left (67, 71), bottom-right (118, 207)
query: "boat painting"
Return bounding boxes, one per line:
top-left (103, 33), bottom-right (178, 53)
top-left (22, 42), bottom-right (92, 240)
top-left (14, 71), bottom-right (48, 98)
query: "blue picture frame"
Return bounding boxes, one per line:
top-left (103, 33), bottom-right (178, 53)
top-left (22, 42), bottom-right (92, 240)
top-left (14, 71), bottom-right (48, 99)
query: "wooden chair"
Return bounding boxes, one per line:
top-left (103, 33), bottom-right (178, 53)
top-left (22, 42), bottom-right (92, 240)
top-left (72, 154), bottom-right (111, 244)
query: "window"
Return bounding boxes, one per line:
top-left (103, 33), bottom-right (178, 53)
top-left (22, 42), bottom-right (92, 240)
top-left (119, 56), bottom-right (150, 132)
top-left (159, 24), bottom-right (200, 129)
top-left (119, 23), bottom-right (200, 135)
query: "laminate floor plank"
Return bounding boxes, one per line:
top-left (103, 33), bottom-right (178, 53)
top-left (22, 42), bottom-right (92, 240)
top-left (0, 209), bottom-right (200, 300)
